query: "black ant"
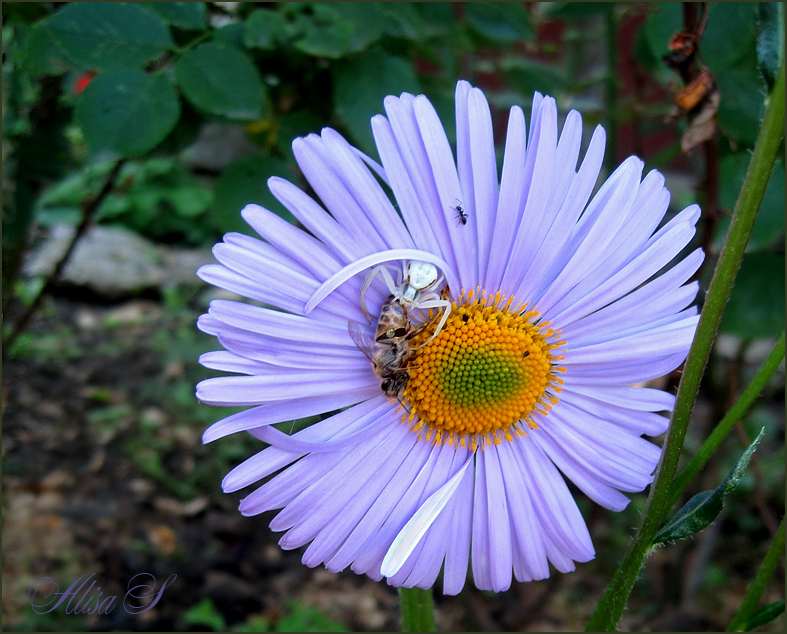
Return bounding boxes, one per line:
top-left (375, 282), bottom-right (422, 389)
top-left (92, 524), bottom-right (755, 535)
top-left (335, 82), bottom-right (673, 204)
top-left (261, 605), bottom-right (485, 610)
top-left (450, 199), bottom-right (468, 226)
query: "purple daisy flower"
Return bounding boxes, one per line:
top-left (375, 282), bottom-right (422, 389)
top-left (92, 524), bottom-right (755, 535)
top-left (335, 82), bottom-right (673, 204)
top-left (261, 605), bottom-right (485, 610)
top-left (197, 80), bottom-right (702, 594)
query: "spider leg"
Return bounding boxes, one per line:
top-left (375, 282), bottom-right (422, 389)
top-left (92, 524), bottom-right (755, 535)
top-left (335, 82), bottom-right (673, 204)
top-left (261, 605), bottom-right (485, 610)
top-left (379, 266), bottom-right (398, 295)
top-left (360, 266), bottom-right (393, 322)
top-left (411, 299), bottom-right (452, 347)
top-left (359, 267), bottom-right (379, 322)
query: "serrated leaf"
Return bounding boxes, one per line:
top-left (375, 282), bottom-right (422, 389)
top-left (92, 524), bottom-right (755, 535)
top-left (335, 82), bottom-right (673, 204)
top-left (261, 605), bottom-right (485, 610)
top-left (465, 3), bottom-right (534, 44)
top-left (653, 428), bottom-right (765, 544)
top-left (332, 49), bottom-right (420, 155)
top-left (721, 253), bottom-right (785, 339)
top-left (211, 155), bottom-right (294, 233)
top-left (244, 9), bottom-right (287, 50)
top-left (75, 69), bottom-right (180, 158)
top-left (756, 3), bottom-right (785, 91)
top-left (744, 600), bottom-right (785, 631)
top-left (175, 43), bottom-right (266, 120)
top-left (31, 2), bottom-right (173, 72)
top-left (139, 2), bottom-right (206, 30)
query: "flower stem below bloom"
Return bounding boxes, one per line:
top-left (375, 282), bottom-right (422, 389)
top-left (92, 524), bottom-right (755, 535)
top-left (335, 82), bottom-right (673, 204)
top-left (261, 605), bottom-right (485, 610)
top-left (399, 586), bottom-right (436, 632)
top-left (586, 58), bottom-right (785, 633)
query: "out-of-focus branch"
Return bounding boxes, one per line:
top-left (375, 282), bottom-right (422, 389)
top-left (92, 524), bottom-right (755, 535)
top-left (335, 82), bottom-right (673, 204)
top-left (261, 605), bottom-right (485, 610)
top-left (3, 160), bottom-right (126, 356)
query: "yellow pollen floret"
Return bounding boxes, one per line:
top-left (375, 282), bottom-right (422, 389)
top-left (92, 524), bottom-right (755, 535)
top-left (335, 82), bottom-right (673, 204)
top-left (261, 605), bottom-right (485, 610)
top-left (404, 290), bottom-right (565, 447)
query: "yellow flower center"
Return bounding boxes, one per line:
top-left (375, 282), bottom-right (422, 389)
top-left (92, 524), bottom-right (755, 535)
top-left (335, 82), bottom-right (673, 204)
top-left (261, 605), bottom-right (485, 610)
top-left (404, 289), bottom-right (565, 450)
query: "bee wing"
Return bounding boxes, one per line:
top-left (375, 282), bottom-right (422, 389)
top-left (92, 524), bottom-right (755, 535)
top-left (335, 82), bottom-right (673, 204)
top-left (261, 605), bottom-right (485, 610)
top-left (348, 320), bottom-right (377, 363)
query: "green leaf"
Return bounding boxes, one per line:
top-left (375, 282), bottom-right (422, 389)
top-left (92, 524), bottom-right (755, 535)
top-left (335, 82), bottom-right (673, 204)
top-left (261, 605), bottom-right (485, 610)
top-left (211, 155), bottom-right (294, 233)
top-left (139, 2), bottom-right (206, 30)
top-left (287, 5), bottom-right (355, 59)
top-left (653, 428), bottom-right (765, 544)
top-left (701, 4), bottom-right (765, 146)
top-left (332, 49), bottom-right (420, 155)
top-left (756, 3), bottom-right (785, 91)
top-left (715, 155), bottom-right (784, 252)
top-left (721, 252), bottom-right (785, 339)
top-left (167, 185), bottom-right (212, 218)
top-left (244, 9), bottom-right (287, 50)
top-left (331, 3), bottom-right (386, 51)
top-left (76, 69), bottom-right (180, 158)
top-left (20, 24), bottom-right (71, 76)
top-left (212, 23), bottom-right (246, 49)
top-left (643, 4), bottom-right (765, 144)
top-left (702, 3), bottom-right (757, 71)
top-left (175, 43), bottom-right (267, 120)
top-left (744, 600), bottom-right (785, 631)
top-left (714, 63), bottom-right (767, 146)
top-left (642, 3), bottom-right (682, 65)
top-left (464, 3), bottom-right (534, 44)
top-left (183, 598), bottom-right (227, 631)
top-left (410, 2), bottom-right (456, 38)
top-left (377, 3), bottom-right (424, 40)
top-left (30, 2), bottom-right (173, 72)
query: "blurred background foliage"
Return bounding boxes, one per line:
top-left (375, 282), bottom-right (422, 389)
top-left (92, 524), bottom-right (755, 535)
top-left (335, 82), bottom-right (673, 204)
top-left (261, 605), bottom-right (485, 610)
top-left (3, 1), bottom-right (783, 331)
top-left (2, 2), bottom-right (784, 632)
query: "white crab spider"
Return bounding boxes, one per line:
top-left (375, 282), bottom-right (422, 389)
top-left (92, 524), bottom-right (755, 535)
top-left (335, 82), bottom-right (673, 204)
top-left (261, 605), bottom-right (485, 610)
top-left (359, 260), bottom-right (452, 345)
top-left (304, 248), bottom-right (457, 345)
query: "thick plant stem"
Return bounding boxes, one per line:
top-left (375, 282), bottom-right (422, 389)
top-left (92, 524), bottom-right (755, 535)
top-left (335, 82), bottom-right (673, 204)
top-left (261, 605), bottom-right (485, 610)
top-left (669, 332), bottom-right (785, 509)
top-left (399, 587), bottom-right (436, 632)
top-left (727, 516), bottom-right (785, 631)
top-left (586, 60), bottom-right (785, 632)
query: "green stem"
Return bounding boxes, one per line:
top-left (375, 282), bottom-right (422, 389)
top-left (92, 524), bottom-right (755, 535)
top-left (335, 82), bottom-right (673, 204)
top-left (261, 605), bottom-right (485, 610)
top-left (668, 332), bottom-right (785, 509)
top-left (399, 587), bottom-right (436, 632)
top-left (172, 29), bottom-right (212, 55)
top-left (586, 60), bottom-right (786, 632)
top-left (727, 516), bottom-right (785, 632)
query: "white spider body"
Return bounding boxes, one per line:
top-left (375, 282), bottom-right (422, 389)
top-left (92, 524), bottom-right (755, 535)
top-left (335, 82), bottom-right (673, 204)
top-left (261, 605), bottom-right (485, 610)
top-left (360, 261), bottom-right (452, 346)
top-left (305, 249), bottom-right (460, 345)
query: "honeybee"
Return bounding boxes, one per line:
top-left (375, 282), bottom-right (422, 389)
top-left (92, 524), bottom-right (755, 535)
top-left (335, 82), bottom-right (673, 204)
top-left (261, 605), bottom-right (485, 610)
top-left (360, 260), bottom-right (451, 346)
top-left (349, 295), bottom-right (415, 398)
